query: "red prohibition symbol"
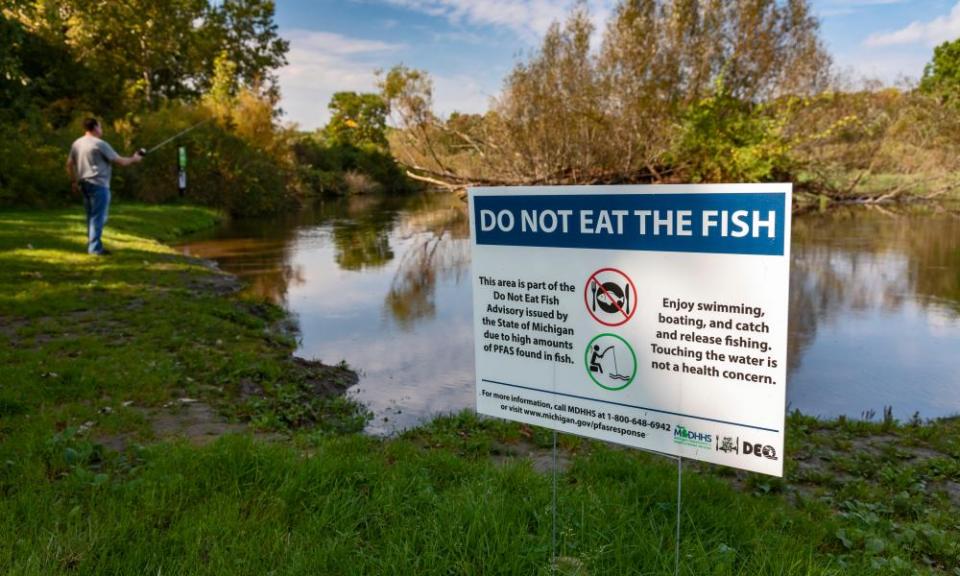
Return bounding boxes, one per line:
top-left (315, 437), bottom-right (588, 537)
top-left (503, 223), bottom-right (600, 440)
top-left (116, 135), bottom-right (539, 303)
top-left (584, 267), bottom-right (637, 326)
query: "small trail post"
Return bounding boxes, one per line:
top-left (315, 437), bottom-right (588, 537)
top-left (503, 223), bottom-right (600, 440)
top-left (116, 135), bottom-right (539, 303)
top-left (177, 146), bottom-right (187, 197)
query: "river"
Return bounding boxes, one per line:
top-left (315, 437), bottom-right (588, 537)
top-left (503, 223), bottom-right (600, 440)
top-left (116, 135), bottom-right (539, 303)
top-left (177, 193), bottom-right (960, 434)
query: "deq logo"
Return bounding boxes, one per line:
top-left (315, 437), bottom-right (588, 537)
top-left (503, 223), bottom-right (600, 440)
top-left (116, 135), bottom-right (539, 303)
top-left (673, 425), bottom-right (712, 448)
top-left (744, 441), bottom-right (778, 461)
top-left (716, 435), bottom-right (778, 461)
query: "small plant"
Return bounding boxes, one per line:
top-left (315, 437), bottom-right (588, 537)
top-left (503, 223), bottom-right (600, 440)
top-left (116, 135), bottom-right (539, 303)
top-left (343, 170), bottom-right (381, 195)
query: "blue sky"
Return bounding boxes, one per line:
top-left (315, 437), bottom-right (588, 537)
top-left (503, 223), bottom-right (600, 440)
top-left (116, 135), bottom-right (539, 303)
top-left (274, 0), bottom-right (960, 130)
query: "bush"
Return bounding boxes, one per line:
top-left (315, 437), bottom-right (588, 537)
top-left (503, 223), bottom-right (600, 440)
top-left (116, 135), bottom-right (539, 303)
top-left (0, 112), bottom-right (71, 207)
top-left (343, 170), bottom-right (379, 195)
top-left (293, 135), bottom-right (417, 196)
top-left (782, 89), bottom-right (960, 197)
top-left (117, 93), bottom-right (303, 216)
top-left (670, 83), bottom-right (790, 183)
top-left (1, 93), bottom-right (305, 216)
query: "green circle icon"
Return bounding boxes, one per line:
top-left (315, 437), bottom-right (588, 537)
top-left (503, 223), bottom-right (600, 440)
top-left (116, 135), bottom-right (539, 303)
top-left (584, 333), bottom-right (637, 391)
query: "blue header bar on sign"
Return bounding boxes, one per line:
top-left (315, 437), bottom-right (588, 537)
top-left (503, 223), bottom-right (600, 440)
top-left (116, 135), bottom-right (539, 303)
top-left (473, 193), bottom-right (786, 256)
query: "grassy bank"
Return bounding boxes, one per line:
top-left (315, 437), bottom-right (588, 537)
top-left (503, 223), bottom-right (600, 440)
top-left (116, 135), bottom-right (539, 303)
top-left (0, 204), bottom-right (957, 575)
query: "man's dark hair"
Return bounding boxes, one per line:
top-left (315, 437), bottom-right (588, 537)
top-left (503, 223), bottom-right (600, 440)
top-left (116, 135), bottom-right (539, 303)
top-left (83, 117), bottom-right (100, 132)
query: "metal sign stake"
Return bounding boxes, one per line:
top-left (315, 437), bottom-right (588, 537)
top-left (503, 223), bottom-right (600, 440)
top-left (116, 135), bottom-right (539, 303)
top-left (551, 359), bottom-right (559, 574)
top-left (552, 429), bottom-right (558, 574)
top-left (675, 456), bottom-right (683, 576)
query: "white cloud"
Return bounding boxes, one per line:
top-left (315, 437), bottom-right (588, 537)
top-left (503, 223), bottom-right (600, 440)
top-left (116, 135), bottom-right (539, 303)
top-left (277, 29), bottom-right (493, 130)
top-left (833, 49), bottom-right (928, 84)
top-left (277, 30), bottom-right (406, 129)
top-left (287, 30), bottom-right (407, 55)
top-left (828, 0), bottom-right (904, 5)
top-left (432, 73), bottom-right (497, 118)
top-left (382, 0), bottom-right (614, 43)
top-left (816, 1), bottom-right (906, 18)
top-left (384, 0), bottom-right (563, 40)
top-left (865, 1), bottom-right (960, 46)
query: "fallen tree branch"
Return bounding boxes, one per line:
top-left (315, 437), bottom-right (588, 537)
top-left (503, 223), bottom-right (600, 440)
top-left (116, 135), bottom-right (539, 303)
top-left (405, 170), bottom-right (463, 191)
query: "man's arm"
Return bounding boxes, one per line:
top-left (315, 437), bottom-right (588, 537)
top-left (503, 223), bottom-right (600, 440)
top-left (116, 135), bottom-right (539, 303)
top-left (100, 140), bottom-right (142, 167)
top-left (112, 152), bottom-right (143, 167)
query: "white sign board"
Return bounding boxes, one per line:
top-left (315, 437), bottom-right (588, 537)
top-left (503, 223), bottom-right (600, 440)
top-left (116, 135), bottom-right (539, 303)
top-left (470, 184), bottom-right (791, 476)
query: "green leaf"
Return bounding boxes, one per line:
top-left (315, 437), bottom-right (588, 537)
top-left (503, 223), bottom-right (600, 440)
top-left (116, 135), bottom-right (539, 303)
top-left (836, 529), bottom-right (853, 549)
top-left (864, 537), bottom-right (886, 555)
top-left (64, 447), bottom-right (79, 465)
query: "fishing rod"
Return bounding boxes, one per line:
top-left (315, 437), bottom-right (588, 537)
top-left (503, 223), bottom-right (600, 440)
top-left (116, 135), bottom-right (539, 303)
top-left (137, 118), bottom-right (212, 156)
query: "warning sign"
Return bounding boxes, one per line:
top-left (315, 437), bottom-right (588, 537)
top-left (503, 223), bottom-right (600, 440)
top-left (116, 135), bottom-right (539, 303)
top-left (585, 268), bottom-right (636, 326)
top-left (471, 184), bottom-right (792, 477)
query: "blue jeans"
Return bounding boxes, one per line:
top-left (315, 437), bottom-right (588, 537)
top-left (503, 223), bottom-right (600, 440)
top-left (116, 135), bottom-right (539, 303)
top-left (81, 182), bottom-right (111, 254)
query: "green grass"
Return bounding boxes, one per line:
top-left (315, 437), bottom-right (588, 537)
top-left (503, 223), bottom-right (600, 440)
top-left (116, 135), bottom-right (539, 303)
top-left (793, 170), bottom-right (960, 207)
top-left (0, 203), bottom-right (957, 575)
top-left (1, 418), bottom-right (840, 576)
top-left (0, 203), bottom-right (367, 434)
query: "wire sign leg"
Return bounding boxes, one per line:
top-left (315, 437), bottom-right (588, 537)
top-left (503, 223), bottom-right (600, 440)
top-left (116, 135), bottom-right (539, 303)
top-left (552, 429), bottom-right (558, 574)
top-left (675, 456), bottom-right (683, 576)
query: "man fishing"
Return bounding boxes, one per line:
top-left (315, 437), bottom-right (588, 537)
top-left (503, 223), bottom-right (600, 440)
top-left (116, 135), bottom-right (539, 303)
top-left (66, 117), bottom-right (143, 255)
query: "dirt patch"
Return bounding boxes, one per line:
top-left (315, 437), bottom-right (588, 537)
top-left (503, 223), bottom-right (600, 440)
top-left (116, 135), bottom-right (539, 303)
top-left (95, 432), bottom-right (136, 453)
top-left (183, 272), bottom-right (241, 296)
top-left (147, 400), bottom-right (246, 446)
top-left (490, 439), bottom-right (572, 474)
top-left (236, 357), bottom-right (357, 401)
top-left (0, 316), bottom-right (29, 337)
top-left (0, 316), bottom-right (29, 347)
top-left (143, 400), bottom-right (283, 446)
top-left (943, 481), bottom-right (960, 508)
top-left (182, 256), bottom-right (242, 296)
top-left (294, 356), bottom-right (358, 396)
top-left (849, 434), bottom-right (947, 461)
top-left (93, 399), bottom-right (286, 452)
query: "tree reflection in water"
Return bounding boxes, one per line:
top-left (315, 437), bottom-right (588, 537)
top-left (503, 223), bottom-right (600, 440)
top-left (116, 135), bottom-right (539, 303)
top-left (330, 195), bottom-right (400, 271)
top-left (385, 197), bottom-right (469, 329)
top-left (177, 231), bottom-right (305, 305)
top-left (788, 204), bottom-right (960, 382)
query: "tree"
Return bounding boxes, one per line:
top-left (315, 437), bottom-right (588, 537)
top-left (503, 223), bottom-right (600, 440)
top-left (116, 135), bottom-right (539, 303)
top-left (325, 92), bottom-right (388, 149)
top-left (378, 64), bottom-right (453, 175)
top-left (496, 6), bottom-right (604, 183)
top-left (382, 0), bottom-right (832, 187)
top-left (594, 0), bottom-right (830, 180)
top-left (0, 3), bottom-right (110, 120)
top-left (5, 0), bottom-right (288, 112)
top-left (920, 38), bottom-right (960, 105)
top-left (202, 0), bottom-right (289, 102)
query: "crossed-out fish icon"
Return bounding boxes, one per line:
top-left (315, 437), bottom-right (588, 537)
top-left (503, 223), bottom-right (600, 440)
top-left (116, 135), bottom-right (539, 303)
top-left (591, 280), bottom-right (630, 315)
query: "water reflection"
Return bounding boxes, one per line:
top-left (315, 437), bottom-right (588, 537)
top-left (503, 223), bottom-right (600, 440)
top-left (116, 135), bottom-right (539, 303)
top-left (331, 198), bottom-right (397, 270)
top-left (788, 205), bottom-right (960, 420)
top-left (179, 196), bottom-right (960, 432)
top-left (386, 203), bottom-right (469, 329)
top-left (177, 227), bottom-right (304, 305)
top-left (179, 192), bottom-right (476, 433)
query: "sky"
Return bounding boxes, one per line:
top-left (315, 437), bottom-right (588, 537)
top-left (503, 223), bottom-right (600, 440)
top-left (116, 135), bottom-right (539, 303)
top-left (273, 0), bottom-right (960, 130)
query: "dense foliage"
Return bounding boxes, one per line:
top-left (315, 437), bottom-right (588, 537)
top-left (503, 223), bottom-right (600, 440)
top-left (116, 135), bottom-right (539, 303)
top-left (920, 37), bottom-right (960, 106)
top-left (0, 1), bottom-right (413, 214)
top-left (384, 0), bottom-right (960, 202)
top-left (3, 0), bottom-right (958, 209)
top-left (293, 91), bottom-right (415, 197)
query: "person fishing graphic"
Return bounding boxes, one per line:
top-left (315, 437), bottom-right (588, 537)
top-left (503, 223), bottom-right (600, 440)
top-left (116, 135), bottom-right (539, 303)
top-left (585, 334), bottom-right (637, 390)
top-left (590, 344), bottom-right (613, 373)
